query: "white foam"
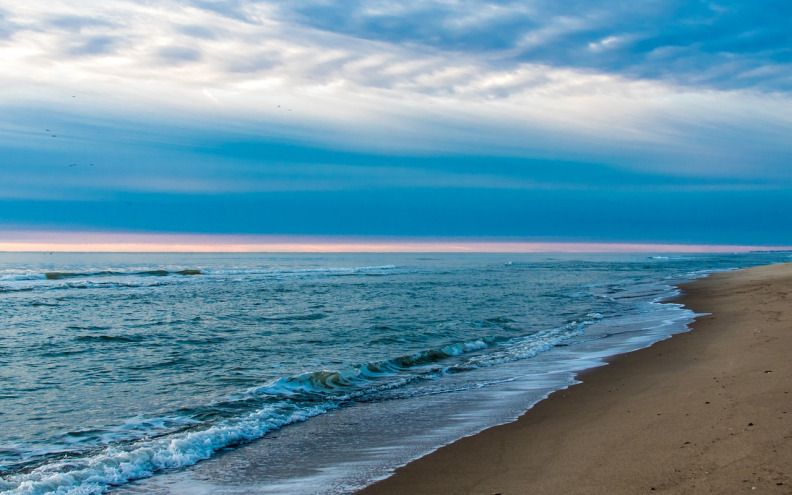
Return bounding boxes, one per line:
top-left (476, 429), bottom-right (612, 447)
top-left (1, 403), bottom-right (334, 495)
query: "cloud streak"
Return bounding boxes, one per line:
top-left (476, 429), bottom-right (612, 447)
top-left (2, 1), bottom-right (789, 139)
top-left (285, 0), bottom-right (792, 92)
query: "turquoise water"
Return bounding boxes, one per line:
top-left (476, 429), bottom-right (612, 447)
top-left (0, 251), bottom-right (789, 494)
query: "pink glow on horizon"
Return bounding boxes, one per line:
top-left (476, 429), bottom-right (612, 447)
top-left (0, 232), bottom-right (788, 253)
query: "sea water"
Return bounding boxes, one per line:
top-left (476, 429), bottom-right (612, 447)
top-left (1, 251), bottom-right (789, 494)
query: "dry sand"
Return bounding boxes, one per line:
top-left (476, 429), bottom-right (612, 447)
top-left (359, 263), bottom-right (792, 494)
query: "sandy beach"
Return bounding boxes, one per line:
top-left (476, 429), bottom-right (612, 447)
top-left (359, 263), bottom-right (792, 494)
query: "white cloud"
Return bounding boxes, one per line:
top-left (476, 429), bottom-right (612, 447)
top-left (0, 0), bottom-right (790, 180)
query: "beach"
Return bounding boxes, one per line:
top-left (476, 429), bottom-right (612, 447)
top-left (359, 262), bottom-right (792, 494)
top-left (4, 253), bottom-right (791, 494)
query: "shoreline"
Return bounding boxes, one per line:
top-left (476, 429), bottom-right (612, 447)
top-left (359, 263), bottom-right (792, 494)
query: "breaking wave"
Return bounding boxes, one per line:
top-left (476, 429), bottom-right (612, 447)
top-left (0, 321), bottom-right (584, 494)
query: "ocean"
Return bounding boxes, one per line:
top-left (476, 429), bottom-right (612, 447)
top-left (1, 251), bottom-right (789, 494)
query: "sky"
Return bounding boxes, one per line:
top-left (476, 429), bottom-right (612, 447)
top-left (1, 0), bottom-right (791, 250)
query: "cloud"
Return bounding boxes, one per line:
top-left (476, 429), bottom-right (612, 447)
top-left (0, 8), bottom-right (19, 39)
top-left (189, 0), bottom-right (257, 23)
top-left (157, 45), bottom-right (203, 64)
top-left (47, 14), bottom-right (117, 32)
top-left (0, 0), bottom-right (789, 244)
top-left (177, 23), bottom-right (222, 40)
top-left (281, 0), bottom-right (792, 92)
top-left (0, 0), bottom-right (790, 186)
top-left (67, 35), bottom-right (120, 56)
top-left (2, 1), bottom-right (788, 101)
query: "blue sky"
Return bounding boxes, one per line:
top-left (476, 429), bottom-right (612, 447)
top-left (1, 0), bottom-right (791, 246)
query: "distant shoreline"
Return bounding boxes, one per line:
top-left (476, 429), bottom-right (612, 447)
top-left (359, 262), bottom-right (792, 493)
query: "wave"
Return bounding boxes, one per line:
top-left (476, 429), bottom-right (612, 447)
top-left (18, 265), bottom-right (397, 281)
top-left (44, 270), bottom-right (202, 280)
top-left (0, 271), bottom-right (197, 293)
top-left (201, 265), bottom-right (398, 276)
top-left (72, 335), bottom-right (144, 344)
top-left (247, 321), bottom-right (586, 402)
top-left (0, 402), bottom-right (332, 495)
top-left (260, 313), bottom-right (326, 322)
top-left (0, 321), bottom-right (584, 494)
top-left (0, 270), bottom-right (202, 282)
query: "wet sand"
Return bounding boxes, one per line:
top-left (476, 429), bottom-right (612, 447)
top-left (359, 263), bottom-right (792, 494)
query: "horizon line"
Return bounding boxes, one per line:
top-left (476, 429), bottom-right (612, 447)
top-left (0, 231), bottom-right (789, 253)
